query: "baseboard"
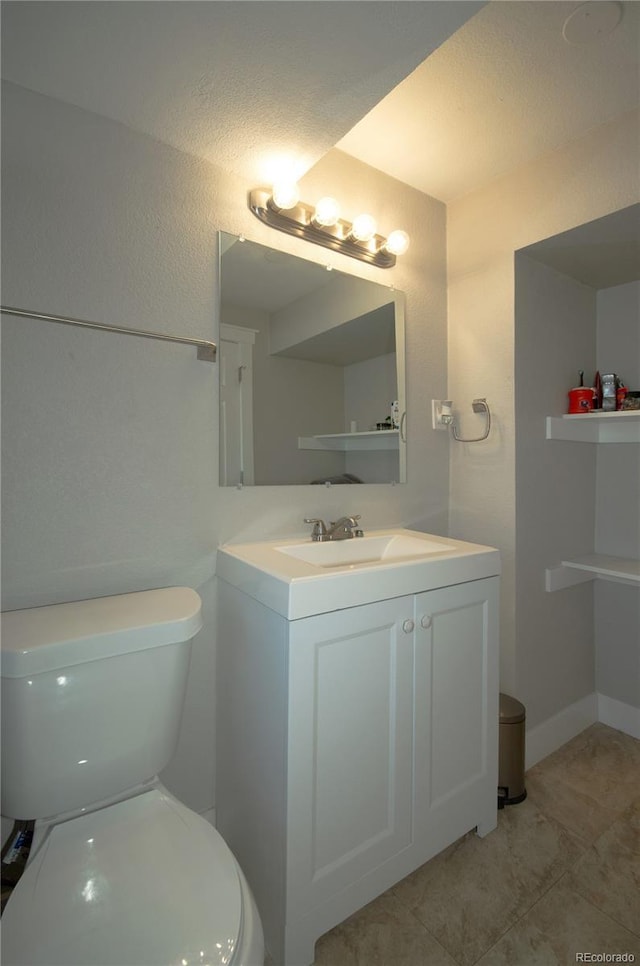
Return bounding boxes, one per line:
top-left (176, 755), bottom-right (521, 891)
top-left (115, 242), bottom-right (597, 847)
top-left (525, 692), bottom-right (598, 769)
top-left (597, 693), bottom-right (640, 740)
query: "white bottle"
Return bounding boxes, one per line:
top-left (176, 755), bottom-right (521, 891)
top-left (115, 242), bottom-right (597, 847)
top-left (391, 400), bottom-right (400, 428)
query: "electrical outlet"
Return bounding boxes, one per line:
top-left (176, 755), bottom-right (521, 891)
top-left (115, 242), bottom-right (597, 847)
top-left (432, 399), bottom-right (453, 430)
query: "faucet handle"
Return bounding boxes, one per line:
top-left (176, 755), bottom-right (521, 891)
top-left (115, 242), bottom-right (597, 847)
top-left (304, 518), bottom-right (328, 541)
top-left (329, 515), bottom-right (361, 527)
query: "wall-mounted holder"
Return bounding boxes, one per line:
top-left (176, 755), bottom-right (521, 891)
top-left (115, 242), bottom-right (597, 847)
top-left (1, 305), bottom-right (217, 362)
top-left (432, 398), bottom-right (491, 442)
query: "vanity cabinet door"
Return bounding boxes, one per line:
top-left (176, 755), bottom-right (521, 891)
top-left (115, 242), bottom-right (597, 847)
top-left (414, 576), bottom-right (499, 852)
top-left (286, 596), bottom-right (414, 918)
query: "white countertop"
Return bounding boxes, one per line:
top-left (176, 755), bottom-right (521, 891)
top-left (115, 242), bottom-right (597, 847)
top-left (216, 528), bottom-right (501, 619)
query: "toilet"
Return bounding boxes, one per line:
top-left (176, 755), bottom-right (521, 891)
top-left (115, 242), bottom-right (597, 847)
top-left (0, 587), bottom-right (264, 966)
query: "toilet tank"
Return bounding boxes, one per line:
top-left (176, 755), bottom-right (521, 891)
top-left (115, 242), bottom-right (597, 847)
top-left (1, 587), bottom-right (203, 820)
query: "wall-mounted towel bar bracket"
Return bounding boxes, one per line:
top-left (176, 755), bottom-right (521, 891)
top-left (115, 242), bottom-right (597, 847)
top-left (432, 397), bottom-right (491, 442)
top-left (1, 306), bottom-right (217, 362)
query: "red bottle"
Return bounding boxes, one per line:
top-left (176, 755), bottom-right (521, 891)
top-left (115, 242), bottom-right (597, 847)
top-left (594, 371), bottom-right (602, 410)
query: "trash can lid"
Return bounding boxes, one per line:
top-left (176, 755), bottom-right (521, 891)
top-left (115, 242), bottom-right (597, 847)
top-left (500, 692), bottom-right (526, 723)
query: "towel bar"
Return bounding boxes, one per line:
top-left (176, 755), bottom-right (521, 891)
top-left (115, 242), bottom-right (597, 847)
top-left (1, 305), bottom-right (217, 362)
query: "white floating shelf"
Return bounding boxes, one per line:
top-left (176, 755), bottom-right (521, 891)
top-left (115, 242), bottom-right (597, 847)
top-left (546, 554), bottom-right (640, 591)
top-left (298, 430), bottom-right (399, 452)
top-left (546, 410), bottom-right (640, 443)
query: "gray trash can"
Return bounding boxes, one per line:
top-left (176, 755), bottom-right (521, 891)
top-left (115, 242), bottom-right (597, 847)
top-left (498, 693), bottom-right (526, 808)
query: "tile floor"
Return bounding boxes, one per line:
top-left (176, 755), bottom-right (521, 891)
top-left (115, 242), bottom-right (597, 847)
top-left (307, 723), bottom-right (640, 966)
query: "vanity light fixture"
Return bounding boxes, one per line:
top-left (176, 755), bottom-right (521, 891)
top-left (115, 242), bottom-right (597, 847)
top-left (350, 213), bottom-right (377, 243)
top-left (248, 185), bottom-right (410, 268)
top-left (385, 230), bottom-right (411, 257)
top-left (271, 181), bottom-right (300, 210)
top-left (313, 196), bottom-right (341, 228)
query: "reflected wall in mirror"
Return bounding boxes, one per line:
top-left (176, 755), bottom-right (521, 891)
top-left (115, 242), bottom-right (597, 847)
top-left (219, 232), bottom-right (406, 486)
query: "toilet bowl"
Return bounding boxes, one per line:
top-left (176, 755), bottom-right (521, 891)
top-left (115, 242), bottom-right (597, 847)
top-left (1, 786), bottom-right (264, 966)
top-left (0, 588), bottom-right (264, 966)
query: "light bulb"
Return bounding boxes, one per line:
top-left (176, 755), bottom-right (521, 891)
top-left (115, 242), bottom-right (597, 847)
top-left (313, 196), bottom-right (341, 227)
top-left (271, 181), bottom-right (300, 210)
top-left (385, 230), bottom-right (410, 256)
top-left (350, 214), bottom-right (377, 242)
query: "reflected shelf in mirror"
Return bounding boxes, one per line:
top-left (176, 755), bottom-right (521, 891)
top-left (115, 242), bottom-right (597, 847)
top-left (298, 430), bottom-right (399, 451)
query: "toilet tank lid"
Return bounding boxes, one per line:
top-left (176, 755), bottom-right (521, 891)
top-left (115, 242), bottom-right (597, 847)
top-left (1, 587), bottom-right (203, 678)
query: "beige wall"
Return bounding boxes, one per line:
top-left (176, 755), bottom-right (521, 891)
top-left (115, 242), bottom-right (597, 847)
top-left (1, 85), bottom-right (449, 813)
top-left (447, 109), bottom-right (640, 727)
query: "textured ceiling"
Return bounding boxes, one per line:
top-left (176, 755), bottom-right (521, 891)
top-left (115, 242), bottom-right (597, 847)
top-left (1, 1), bottom-right (637, 206)
top-left (0, 0), bottom-right (481, 186)
top-left (338, 0), bottom-right (640, 201)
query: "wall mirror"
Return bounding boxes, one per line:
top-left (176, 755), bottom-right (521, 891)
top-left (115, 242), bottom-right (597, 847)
top-left (219, 232), bottom-right (406, 486)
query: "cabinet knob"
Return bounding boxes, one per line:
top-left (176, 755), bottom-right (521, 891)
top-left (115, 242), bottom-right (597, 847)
top-left (420, 614), bottom-right (432, 629)
top-left (402, 619), bottom-right (415, 634)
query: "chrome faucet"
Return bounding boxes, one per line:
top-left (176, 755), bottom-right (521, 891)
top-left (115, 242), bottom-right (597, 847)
top-left (304, 516), bottom-right (363, 542)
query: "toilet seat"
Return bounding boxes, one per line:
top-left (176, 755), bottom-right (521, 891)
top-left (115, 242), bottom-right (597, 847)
top-left (2, 788), bottom-right (246, 966)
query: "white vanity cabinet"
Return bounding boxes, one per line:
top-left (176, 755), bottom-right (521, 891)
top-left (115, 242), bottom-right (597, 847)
top-left (286, 595), bottom-right (415, 925)
top-left (216, 567), bottom-right (499, 966)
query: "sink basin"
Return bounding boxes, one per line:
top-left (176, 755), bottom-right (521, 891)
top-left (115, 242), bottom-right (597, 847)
top-left (217, 528), bottom-right (501, 620)
top-left (276, 534), bottom-right (451, 568)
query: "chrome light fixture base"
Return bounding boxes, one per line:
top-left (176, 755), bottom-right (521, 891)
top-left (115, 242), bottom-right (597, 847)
top-left (248, 188), bottom-right (397, 268)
